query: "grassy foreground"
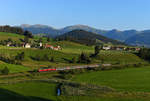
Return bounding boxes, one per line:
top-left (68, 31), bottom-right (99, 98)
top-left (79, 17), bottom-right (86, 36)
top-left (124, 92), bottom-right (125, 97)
top-left (0, 82), bottom-right (58, 101)
top-left (72, 66), bottom-right (150, 92)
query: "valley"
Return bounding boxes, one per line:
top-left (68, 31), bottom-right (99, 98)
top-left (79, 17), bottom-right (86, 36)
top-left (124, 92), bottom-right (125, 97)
top-left (0, 26), bottom-right (149, 101)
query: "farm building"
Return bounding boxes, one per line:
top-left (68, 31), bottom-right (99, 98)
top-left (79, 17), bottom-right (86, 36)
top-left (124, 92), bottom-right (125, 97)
top-left (24, 43), bottom-right (31, 48)
top-left (103, 46), bottom-right (111, 50)
top-left (21, 43), bottom-right (31, 48)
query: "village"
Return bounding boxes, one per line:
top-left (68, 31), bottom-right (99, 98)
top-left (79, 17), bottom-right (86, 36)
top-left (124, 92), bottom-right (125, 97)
top-left (102, 45), bottom-right (141, 51)
top-left (5, 41), bottom-right (62, 50)
top-left (5, 41), bottom-right (141, 52)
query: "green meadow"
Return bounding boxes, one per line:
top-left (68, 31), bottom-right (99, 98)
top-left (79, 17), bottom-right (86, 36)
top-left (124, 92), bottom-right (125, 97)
top-left (0, 40), bottom-right (146, 72)
top-left (0, 32), bottom-right (149, 101)
top-left (0, 32), bottom-right (24, 41)
top-left (72, 66), bottom-right (150, 92)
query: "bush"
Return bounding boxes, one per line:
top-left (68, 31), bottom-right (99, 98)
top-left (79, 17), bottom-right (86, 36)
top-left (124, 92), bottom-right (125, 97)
top-left (78, 52), bottom-right (91, 64)
top-left (50, 57), bottom-right (55, 62)
top-left (15, 52), bottom-right (25, 61)
top-left (1, 66), bottom-right (9, 75)
top-left (61, 74), bottom-right (73, 80)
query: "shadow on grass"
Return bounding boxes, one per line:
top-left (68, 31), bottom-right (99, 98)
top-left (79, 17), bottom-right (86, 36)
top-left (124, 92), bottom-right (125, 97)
top-left (0, 88), bottom-right (54, 101)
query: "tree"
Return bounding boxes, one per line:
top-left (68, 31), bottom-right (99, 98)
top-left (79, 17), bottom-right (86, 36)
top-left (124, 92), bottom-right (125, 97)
top-left (38, 37), bottom-right (43, 43)
top-left (78, 52), bottom-right (91, 64)
top-left (138, 48), bottom-right (150, 61)
top-left (47, 37), bottom-right (50, 42)
top-left (1, 66), bottom-right (9, 75)
top-left (43, 54), bottom-right (50, 61)
top-left (24, 36), bottom-right (29, 43)
top-left (94, 45), bottom-right (100, 56)
top-left (8, 38), bottom-right (13, 43)
top-left (24, 31), bottom-right (33, 38)
top-left (71, 57), bottom-right (76, 63)
top-left (15, 52), bottom-right (25, 61)
top-left (50, 57), bottom-right (55, 62)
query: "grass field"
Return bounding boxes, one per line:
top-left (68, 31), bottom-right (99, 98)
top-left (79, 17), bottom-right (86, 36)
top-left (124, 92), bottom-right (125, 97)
top-left (1, 32), bottom-right (150, 101)
top-left (0, 32), bottom-right (24, 41)
top-left (58, 96), bottom-right (150, 101)
top-left (0, 62), bottom-right (31, 73)
top-left (0, 45), bottom-right (146, 73)
top-left (72, 66), bottom-right (150, 92)
top-left (1, 81), bottom-right (150, 101)
top-left (0, 82), bottom-right (58, 101)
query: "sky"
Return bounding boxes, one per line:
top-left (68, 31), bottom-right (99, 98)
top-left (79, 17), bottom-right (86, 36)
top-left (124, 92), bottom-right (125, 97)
top-left (0, 0), bottom-right (150, 30)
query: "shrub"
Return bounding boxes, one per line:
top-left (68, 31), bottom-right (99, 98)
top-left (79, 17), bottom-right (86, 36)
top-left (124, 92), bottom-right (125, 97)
top-left (78, 52), bottom-right (91, 64)
top-left (15, 52), bottom-right (25, 61)
top-left (1, 66), bottom-right (9, 75)
top-left (50, 57), bottom-right (55, 62)
top-left (61, 74), bottom-right (73, 80)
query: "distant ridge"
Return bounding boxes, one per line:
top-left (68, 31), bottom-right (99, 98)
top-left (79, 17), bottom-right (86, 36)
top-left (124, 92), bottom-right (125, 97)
top-left (56, 30), bottom-right (124, 45)
top-left (20, 24), bottom-right (150, 47)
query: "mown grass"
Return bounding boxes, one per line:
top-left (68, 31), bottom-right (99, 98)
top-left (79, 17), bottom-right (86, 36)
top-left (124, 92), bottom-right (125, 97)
top-left (0, 82), bottom-right (58, 101)
top-left (0, 61), bottom-right (31, 73)
top-left (0, 32), bottom-right (24, 41)
top-left (98, 50), bottom-right (146, 64)
top-left (1, 81), bottom-right (150, 101)
top-left (72, 66), bottom-right (150, 92)
top-left (58, 96), bottom-right (150, 101)
top-left (0, 41), bottom-right (146, 72)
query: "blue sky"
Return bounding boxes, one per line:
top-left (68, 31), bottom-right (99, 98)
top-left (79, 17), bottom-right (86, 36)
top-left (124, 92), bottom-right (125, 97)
top-left (0, 0), bottom-right (150, 30)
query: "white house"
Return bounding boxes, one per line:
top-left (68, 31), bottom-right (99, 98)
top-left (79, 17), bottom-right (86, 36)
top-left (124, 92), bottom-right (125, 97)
top-left (103, 46), bottom-right (111, 50)
top-left (39, 42), bottom-right (43, 47)
top-left (24, 43), bottom-right (31, 48)
top-left (7, 42), bottom-right (12, 47)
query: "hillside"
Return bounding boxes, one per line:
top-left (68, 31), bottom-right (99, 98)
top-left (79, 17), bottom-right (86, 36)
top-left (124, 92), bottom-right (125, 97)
top-left (0, 32), bottom-right (24, 41)
top-left (56, 30), bottom-right (124, 45)
top-left (20, 24), bottom-right (61, 37)
top-left (20, 24), bottom-right (140, 41)
top-left (125, 32), bottom-right (150, 47)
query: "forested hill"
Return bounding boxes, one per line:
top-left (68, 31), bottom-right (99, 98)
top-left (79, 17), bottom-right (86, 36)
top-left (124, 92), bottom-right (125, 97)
top-left (125, 32), bottom-right (150, 47)
top-left (56, 30), bottom-right (124, 45)
top-left (0, 25), bottom-right (33, 38)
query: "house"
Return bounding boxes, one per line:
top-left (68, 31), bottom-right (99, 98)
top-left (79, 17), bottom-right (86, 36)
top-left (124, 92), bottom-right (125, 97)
top-left (103, 46), bottom-right (111, 50)
top-left (136, 48), bottom-right (141, 51)
top-left (6, 42), bottom-right (12, 47)
top-left (44, 44), bottom-right (61, 50)
top-left (22, 43), bottom-right (31, 48)
top-left (111, 46), bottom-right (125, 51)
top-left (25, 43), bottom-right (31, 48)
top-left (39, 42), bottom-right (43, 47)
top-left (116, 47), bottom-right (124, 51)
top-left (44, 44), bottom-right (54, 49)
top-left (53, 46), bottom-right (61, 50)
top-left (53, 47), bottom-right (59, 50)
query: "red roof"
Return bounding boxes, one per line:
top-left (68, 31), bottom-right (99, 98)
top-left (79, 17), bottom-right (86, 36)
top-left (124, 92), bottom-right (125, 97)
top-left (45, 44), bottom-right (52, 48)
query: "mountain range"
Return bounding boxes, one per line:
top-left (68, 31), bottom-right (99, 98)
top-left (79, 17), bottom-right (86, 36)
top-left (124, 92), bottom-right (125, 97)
top-left (20, 24), bottom-right (150, 47)
top-left (56, 30), bottom-right (123, 45)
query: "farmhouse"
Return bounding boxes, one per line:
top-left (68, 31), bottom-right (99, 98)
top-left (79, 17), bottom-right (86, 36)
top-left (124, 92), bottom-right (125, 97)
top-left (44, 44), bottom-right (54, 49)
top-left (21, 43), bottom-right (31, 48)
top-left (53, 46), bottom-right (61, 50)
top-left (39, 42), bottom-right (43, 47)
top-left (24, 43), bottom-right (31, 48)
top-left (111, 46), bottom-right (125, 51)
top-left (103, 46), bottom-right (111, 50)
top-left (44, 44), bottom-right (61, 50)
top-left (136, 48), bottom-right (141, 51)
top-left (6, 42), bottom-right (12, 47)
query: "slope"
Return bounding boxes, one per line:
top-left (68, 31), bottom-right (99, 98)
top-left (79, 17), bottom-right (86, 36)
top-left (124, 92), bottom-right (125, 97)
top-left (56, 30), bottom-right (124, 45)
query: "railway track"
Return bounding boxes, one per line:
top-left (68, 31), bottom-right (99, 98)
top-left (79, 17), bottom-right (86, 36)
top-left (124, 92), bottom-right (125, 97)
top-left (38, 64), bottom-right (101, 72)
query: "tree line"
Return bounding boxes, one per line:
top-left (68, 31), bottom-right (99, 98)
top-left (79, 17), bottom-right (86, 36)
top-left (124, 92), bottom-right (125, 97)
top-left (0, 25), bottom-right (33, 38)
top-left (138, 48), bottom-right (150, 61)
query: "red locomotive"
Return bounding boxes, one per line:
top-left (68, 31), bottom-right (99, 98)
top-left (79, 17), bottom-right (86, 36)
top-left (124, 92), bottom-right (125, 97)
top-left (38, 66), bottom-right (56, 72)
